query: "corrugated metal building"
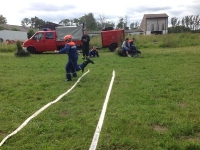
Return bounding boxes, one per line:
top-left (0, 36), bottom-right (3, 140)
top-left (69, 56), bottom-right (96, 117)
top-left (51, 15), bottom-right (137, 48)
top-left (139, 13), bottom-right (168, 35)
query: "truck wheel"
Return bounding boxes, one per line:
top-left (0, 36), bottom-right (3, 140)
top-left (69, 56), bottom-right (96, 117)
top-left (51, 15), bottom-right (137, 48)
top-left (0, 38), bottom-right (3, 43)
top-left (109, 43), bottom-right (118, 52)
top-left (27, 47), bottom-right (36, 54)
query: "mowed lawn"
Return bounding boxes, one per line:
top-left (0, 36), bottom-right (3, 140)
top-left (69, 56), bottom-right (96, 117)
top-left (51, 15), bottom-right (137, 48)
top-left (0, 46), bottom-right (200, 150)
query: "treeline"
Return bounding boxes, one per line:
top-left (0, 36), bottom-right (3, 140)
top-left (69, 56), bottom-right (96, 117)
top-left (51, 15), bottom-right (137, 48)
top-left (20, 13), bottom-right (113, 31)
top-left (20, 13), bottom-right (139, 31)
top-left (169, 15), bottom-right (200, 33)
top-left (1, 13), bottom-right (139, 31)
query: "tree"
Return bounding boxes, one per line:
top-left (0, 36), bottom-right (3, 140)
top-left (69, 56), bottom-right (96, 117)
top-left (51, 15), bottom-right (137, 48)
top-left (194, 15), bottom-right (200, 30)
top-left (83, 13), bottom-right (96, 31)
top-left (21, 16), bottom-right (46, 29)
top-left (104, 21), bottom-right (115, 28)
top-left (99, 14), bottom-right (106, 29)
top-left (181, 18), bottom-right (185, 27)
top-left (73, 18), bottom-right (80, 26)
top-left (59, 19), bottom-right (70, 26)
top-left (130, 22), bottom-right (135, 30)
top-left (116, 17), bottom-right (124, 29)
top-left (124, 15), bottom-right (128, 29)
top-left (30, 16), bottom-right (45, 29)
top-left (189, 15), bottom-right (194, 30)
top-left (184, 16), bottom-right (190, 28)
top-left (171, 17), bottom-right (178, 27)
top-left (21, 18), bottom-right (31, 27)
top-left (96, 14), bottom-right (115, 30)
top-left (0, 14), bottom-right (7, 24)
top-left (130, 21), bottom-right (140, 29)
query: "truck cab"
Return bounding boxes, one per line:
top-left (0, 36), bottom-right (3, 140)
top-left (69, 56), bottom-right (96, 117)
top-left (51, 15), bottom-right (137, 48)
top-left (23, 26), bottom-right (83, 54)
top-left (23, 31), bottom-right (58, 53)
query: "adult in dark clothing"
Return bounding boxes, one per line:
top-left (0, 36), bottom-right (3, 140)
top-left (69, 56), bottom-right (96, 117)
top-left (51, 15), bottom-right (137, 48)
top-left (81, 30), bottom-right (90, 59)
top-left (54, 34), bottom-right (94, 81)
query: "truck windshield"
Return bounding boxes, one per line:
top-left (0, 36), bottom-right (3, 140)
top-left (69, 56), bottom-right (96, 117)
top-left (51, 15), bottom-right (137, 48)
top-left (33, 33), bottom-right (43, 40)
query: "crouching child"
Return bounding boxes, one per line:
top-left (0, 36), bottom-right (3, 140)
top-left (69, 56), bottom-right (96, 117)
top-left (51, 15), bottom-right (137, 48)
top-left (89, 46), bottom-right (99, 57)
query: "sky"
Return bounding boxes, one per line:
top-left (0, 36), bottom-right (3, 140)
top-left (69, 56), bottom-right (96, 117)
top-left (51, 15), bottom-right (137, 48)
top-left (0, 0), bottom-right (199, 27)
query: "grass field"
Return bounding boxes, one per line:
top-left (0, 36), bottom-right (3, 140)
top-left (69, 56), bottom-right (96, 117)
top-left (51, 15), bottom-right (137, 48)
top-left (0, 44), bottom-right (200, 150)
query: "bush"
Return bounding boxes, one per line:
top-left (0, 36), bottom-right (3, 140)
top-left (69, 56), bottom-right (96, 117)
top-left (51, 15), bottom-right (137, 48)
top-left (14, 41), bottom-right (30, 57)
top-left (28, 29), bottom-right (35, 38)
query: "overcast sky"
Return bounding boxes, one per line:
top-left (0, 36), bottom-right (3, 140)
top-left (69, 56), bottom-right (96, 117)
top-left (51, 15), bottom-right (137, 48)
top-left (0, 0), bottom-right (199, 27)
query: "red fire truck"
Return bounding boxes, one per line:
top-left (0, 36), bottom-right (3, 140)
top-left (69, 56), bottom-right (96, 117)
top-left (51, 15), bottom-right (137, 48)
top-left (23, 26), bottom-right (125, 53)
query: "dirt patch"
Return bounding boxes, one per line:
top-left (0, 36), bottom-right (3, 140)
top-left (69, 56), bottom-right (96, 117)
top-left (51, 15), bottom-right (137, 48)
top-left (178, 102), bottom-right (187, 107)
top-left (153, 125), bottom-right (168, 132)
top-left (196, 132), bottom-right (200, 140)
top-left (60, 110), bottom-right (70, 116)
top-left (179, 132), bottom-right (200, 141)
top-left (180, 136), bottom-right (195, 141)
top-left (0, 130), bottom-right (7, 137)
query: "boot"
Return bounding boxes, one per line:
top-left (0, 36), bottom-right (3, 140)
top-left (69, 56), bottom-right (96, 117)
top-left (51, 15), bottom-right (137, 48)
top-left (72, 73), bottom-right (77, 77)
top-left (86, 57), bottom-right (94, 64)
top-left (81, 58), bottom-right (94, 73)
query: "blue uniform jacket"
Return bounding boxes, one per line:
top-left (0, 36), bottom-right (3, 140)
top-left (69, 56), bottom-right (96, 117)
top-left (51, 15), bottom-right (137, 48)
top-left (59, 42), bottom-right (78, 61)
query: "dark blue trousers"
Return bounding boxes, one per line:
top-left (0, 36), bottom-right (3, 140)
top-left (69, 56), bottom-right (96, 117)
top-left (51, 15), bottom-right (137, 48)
top-left (65, 59), bottom-right (86, 80)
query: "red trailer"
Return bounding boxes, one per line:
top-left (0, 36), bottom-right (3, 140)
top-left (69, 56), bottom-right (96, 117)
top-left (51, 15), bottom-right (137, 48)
top-left (101, 28), bottom-right (125, 52)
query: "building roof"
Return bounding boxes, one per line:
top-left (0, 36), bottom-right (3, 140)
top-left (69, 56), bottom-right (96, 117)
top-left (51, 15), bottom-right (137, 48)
top-left (0, 24), bottom-right (34, 32)
top-left (145, 13), bottom-right (168, 19)
top-left (139, 13), bottom-right (168, 31)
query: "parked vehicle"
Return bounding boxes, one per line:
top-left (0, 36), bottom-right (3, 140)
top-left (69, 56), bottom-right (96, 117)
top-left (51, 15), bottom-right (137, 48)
top-left (0, 30), bottom-right (28, 44)
top-left (23, 26), bottom-right (83, 54)
top-left (23, 26), bottom-right (125, 53)
top-left (101, 28), bottom-right (125, 52)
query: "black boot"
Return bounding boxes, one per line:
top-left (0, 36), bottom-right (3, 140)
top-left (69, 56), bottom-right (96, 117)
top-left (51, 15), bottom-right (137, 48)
top-left (81, 61), bottom-right (88, 73)
top-left (81, 58), bottom-right (94, 73)
top-left (72, 73), bottom-right (77, 77)
top-left (86, 57), bottom-right (94, 64)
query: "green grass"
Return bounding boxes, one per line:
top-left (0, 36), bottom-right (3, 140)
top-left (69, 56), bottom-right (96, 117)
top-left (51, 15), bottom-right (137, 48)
top-left (0, 43), bottom-right (17, 52)
top-left (127, 33), bottom-right (200, 49)
top-left (0, 41), bottom-right (200, 149)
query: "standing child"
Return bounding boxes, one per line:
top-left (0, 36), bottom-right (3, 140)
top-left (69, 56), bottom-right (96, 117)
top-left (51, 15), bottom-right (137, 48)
top-left (89, 46), bottom-right (99, 57)
top-left (54, 34), bottom-right (94, 81)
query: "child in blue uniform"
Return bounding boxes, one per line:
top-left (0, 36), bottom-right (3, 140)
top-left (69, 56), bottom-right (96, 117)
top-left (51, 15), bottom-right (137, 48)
top-left (55, 34), bottom-right (94, 81)
top-left (89, 46), bottom-right (99, 57)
